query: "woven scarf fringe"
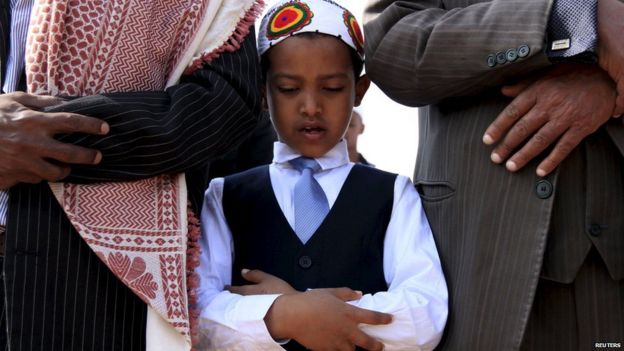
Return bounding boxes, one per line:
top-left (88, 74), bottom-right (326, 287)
top-left (183, 0), bottom-right (265, 75)
top-left (186, 205), bottom-right (202, 349)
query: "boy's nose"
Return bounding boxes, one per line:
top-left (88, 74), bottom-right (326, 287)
top-left (299, 92), bottom-right (322, 117)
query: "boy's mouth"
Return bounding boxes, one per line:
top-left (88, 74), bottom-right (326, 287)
top-left (299, 126), bottom-right (326, 141)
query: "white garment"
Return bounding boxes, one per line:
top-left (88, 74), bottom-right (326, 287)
top-left (196, 140), bottom-right (448, 351)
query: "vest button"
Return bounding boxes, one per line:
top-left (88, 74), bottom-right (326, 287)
top-left (535, 180), bottom-right (553, 199)
top-left (588, 223), bottom-right (603, 237)
top-left (298, 255), bottom-right (313, 269)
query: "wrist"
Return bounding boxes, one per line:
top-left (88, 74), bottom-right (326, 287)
top-left (264, 294), bottom-right (296, 340)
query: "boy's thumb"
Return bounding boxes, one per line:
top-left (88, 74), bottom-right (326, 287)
top-left (241, 268), bottom-right (266, 283)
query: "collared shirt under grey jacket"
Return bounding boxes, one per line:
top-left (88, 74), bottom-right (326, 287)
top-left (364, 0), bottom-right (624, 350)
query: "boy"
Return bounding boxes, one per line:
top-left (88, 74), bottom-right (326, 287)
top-left (196, 1), bottom-right (448, 350)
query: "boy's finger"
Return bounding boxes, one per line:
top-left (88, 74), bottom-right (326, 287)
top-left (241, 269), bottom-right (270, 283)
top-left (351, 330), bottom-right (384, 351)
top-left (226, 285), bottom-right (247, 295)
top-left (325, 287), bottom-right (362, 301)
top-left (352, 307), bottom-right (393, 326)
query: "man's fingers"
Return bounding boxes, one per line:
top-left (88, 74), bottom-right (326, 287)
top-left (44, 112), bottom-right (109, 136)
top-left (503, 121), bottom-right (564, 173)
top-left (35, 161), bottom-right (72, 182)
top-left (490, 107), bottom-right (549, 165)
top-left (483, 92), bottom-right (535, 146)
top-left (6, 161), bottom-right (71, 184)
top-left (351, 330), bottom-right (384, 351)
top-left (43, 141), bottom-right (102, 165)
top-left (501, 79), bottom-right (533, 98)
top-left (351, 306), bottom-right (393, 326)
top-left (7, 91), bottom-right (64, 109)
top-left (535, 129), bottom-right (584, 177)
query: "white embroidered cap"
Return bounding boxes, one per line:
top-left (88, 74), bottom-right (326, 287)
top-left (258, 0), bottom-right (364, 59)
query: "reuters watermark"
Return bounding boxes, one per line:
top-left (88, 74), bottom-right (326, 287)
top-left (595, 342), bottom-right (622, 349)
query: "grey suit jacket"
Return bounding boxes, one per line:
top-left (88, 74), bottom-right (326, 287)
top-left (365, 0), bottom-right (624, 350)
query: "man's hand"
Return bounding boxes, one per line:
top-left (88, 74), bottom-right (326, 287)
top-left (598, 0), bottom-right (624, 115)
top-left (0, 92), bottom-right (109, 188)
top-left (226, 269), bottom-right (299, 295)
top-left (264, 288), bottom-right (392, 351)
top-left (482, 63), bottom-right (616, 177)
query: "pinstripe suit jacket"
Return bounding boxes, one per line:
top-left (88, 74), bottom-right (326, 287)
top-left (1, 2), bottom-right (9, 89)
top-left (0, 22), bottom-right (262, 350)
top-left (365, 0), bottom-right (624, 350)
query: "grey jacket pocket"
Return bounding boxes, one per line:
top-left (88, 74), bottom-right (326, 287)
top-left (415, 180), bottom-right (456, 202)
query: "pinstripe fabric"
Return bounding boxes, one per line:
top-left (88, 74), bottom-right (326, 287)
top-left (0, 192), bottom-right (7, 226)
top-left (0, 1), bottom-right (10, 228)
top-left (521, 249), bottom-right (624, 350)
top-left (1, 29), bottom-right (262, 350)
top-left (0, 1), bottom-right (9, 88)
top-left (2, 0), bottom-right (32, 93)
top-left (5, 183), bottom-right (147, 351)
top-left (0, 6), bottom-right (10, 350)
top-left (50, 29), bottom-right (262, 183)
top-left (365, 0), bottom-right (623, 350)
top-left (542, 127), bottom-right (624, 282)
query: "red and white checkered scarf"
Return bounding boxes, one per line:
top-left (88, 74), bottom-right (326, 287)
top-left (25, 0), bottom-right (263, 348)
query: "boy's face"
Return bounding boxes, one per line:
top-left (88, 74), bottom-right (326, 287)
top-left (265, 35), bottom-right (369, 158)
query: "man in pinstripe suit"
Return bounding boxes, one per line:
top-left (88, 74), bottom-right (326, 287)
top-left (365, 0), bottom-right (624, 349)
top-left (0, 2), bottom-right (265, 350)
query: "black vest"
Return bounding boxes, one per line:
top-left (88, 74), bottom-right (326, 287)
top-left (223, 163), bottom-right (396, 292)
top-left (223, 164), bottom-right (396, 350)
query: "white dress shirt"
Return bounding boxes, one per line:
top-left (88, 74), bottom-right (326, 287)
top-left (196, 140), bottom-right (448, 351)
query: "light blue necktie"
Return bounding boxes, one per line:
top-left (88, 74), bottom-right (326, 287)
top-left (290, 157), bottom-right (330, 244)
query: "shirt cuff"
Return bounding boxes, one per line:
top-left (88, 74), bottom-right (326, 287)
top-left (546, 0), bottom-right (598, 62)
top-left (227, 293), bottom-right (281, 342)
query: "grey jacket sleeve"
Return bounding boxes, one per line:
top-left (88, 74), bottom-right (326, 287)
top-left (364, 0), bottom-right (555, 106)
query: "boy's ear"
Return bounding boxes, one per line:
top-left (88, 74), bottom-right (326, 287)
top-left (354, 74), bottom-right (371, 107)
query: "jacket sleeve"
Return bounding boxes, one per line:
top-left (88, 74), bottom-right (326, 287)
top-left (364, 0), bottom-right (554, 107)
top-left (49, 28), bottom-right (262, 183)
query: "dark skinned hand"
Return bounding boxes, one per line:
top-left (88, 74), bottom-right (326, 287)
top-left (226, 269), bottom-right (299, 295)
top-left (482, 63), bottom-right (616, 177)
top-left (0, 92), bottom-right (108, 188)
top-left (264, 288), bottom-right (392, 351)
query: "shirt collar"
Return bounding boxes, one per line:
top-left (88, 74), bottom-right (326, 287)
top-left (273, 140), bottom-right (350, 171)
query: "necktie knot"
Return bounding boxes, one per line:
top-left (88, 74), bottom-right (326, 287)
top-left (290, 157), bottom-right (321, 173)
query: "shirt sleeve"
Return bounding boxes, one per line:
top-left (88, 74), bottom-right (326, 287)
top-left (51, 29), bottom-right (262, 183)
top-left (349, 175), bottom-right (448, 351)
top-left (546, 0), bottom-right (598, 61)
top-left (195, 178), bottom-right (284, 351)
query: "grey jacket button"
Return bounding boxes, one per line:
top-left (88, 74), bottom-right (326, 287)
top-left (535, 180), bottom-right (553, 199)
top-left (518, 45), bottom-right (530, 58)
top-left (298, 255), bottom-right (313, 269)
top-left (487, 54), bottom-right (497, 67)
top-left (506, 48), bottom-right (518, 62)
top-left (496, 51), bottom-right (507, 64)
